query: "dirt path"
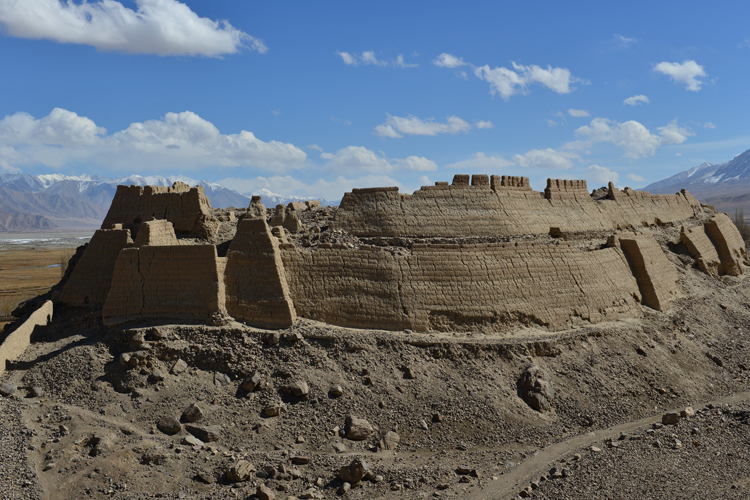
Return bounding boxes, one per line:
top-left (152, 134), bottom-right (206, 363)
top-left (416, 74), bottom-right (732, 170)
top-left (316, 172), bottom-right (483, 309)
top-left (468, 390), bottom-right (750, 500)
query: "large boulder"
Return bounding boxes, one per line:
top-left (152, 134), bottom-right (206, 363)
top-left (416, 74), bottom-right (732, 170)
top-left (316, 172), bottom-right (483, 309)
top-left (345, 416), bottom-right (374, 440)
top-left (518, 365), bottom-right (554, 412)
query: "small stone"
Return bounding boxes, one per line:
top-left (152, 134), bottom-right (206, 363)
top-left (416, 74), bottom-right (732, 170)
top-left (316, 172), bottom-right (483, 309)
top-left (264, 405), bottom-right (284, 417)
top-left (185, 424), bottom-right (221, 442)
top-left (680, 407), bottom-right (695, 418)
top-left (157, 417), bottom-right (181, 435)
top-left (256, 484), bottom-right (276, 500)
top-left (432, 413), bottom-right (444, 423)
top-left (287, 380), bottom-right (309, 397)
top-left (119, 353), bottom-right (131, 367)
top-left (590, 446), bottom-right (601, 452)
top-left (296, 436), bottom-right (305, 443)
top-left (662, 412), bottom-right (681, 425)
top-left (149, 371), bottom-right (164, 382)
top-left (459, 476), bottom-right (471, 484)
top-left (43, 463), bottom-right (55, 472)
top-left (30, 386), bottom-right (44, 397)
top-left (283, 332), bottom-right (303, 343)
top-left (241, 371), bottom-right (262, 392)
top-left (196, 471), bottom-right (215, 484)
top-left (182, 435), bottom-right (203, 447)
top-left (372, 475), bottom-right (384, 483)
top-left (291, 455), bottom-right (311, 465)
top-left (550, 467), bottom-right (563, 478)
top-left (456, 466), bottom-right (472, 475)
top-left (332, 442), bottom-right (346, 454)
top-left (170, 359), bottom-right (188, 375)
top-left (338, 482), bottom-right (351, 495)
top-left (345, 416), bottom-right (374, 440)
top-left (226, 460), bottom-right (256, 482)
top-left (339, 458), bottom-right (369, 483)
top-left (390, 483), bottom-right (402, 491)
top-left (59, 424), bottom-right (69, 436)
top-left (214, 372), bottom-right (231, 387)
top-left (403, 366), bottom-right (416, 379)
top-left (382, 431), bottom-right (400, 450)
top-left (329, 385), bottom-right (343, 397)
top-left (0, 383), bottom-right (17, 397)
top-left (181, 403), bottom-right (204, 423)
top-left (437, 483), bottom-right (450, 490)
top-left (419, 420), bottom-right (429, 431)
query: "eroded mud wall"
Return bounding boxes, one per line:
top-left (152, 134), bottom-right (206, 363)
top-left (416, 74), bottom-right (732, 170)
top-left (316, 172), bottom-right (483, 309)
top-left (102, 245), bottom-right (226, 325)
top-left (101, 182), bottom-right (216, 239)
top-left (224, 219), bottom-right (296, 329)
top-left (281, 241), bottom-right (643, 331)
top-left (333, 177), bottom-right (702, 238)
top-left (59, 228), bottom-right (133, 306)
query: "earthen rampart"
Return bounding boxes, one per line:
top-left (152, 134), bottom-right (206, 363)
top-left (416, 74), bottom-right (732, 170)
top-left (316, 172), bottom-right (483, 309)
top-left (102, 245), bottom-right (226, 325)
top-left (333, 175), bottom-right (702, 237)
top-left (281, 241), bottom-right (642, 331)
top-left (101, 182), bottom-right (217, 239)
top-left (224, 219), bottom-right (297, 329)
top-left (59, 228), bottom-right (134, 306)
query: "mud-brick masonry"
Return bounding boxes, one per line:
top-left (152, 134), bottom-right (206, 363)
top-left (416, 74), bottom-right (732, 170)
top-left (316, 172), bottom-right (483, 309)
top-left (56, 177), bottom-right (747, 332)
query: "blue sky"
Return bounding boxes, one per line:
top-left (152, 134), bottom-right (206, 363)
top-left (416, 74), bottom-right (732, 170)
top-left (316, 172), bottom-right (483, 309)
top-left (0, 0), bottom-right (748, 200)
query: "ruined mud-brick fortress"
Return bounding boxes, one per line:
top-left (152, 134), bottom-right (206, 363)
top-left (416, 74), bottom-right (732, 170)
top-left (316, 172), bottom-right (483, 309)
top-left (56, 174), bottom-right (747, 332)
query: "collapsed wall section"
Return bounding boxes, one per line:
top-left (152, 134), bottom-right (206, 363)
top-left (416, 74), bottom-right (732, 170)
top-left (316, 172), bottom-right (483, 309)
top-left (612, 233), bottom-right (679, 311)
top-left (681, 214), bottom-right (746, 276)
top-left (704, 213), bottom-right (746, 276)
top-left (101, 182), bottom-right (217, 239)
top-left (333, 176), bottom-right (702, 238)
top-left (224, 219), bottom-right (296, 329)
top-left (281, 241), bottom-right (642, 331)
top-left (102, 245), bottom-right (226, 325)
top-left (59, 228), bottom-right (133, 306)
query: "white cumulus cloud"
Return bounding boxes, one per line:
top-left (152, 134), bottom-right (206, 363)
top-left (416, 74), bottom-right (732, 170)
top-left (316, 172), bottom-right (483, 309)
top-left (374, 114), bottom-right (472, 138)
top-left (475, 120), bottom-right (494, 129)
top-left (513, 148), bottom-right (577, 169)
top-left (336, 50), bottom-right (417, 68)
top-left (623, 94), bottom-right (650, 106)
top-left (446, 152), bottom-right (513, 170)
top-left (0, 0), bottom-right (264, 57)
top-left (586, 164), bottom-right (619, 185)
top-left (653, 60), bottom-right (707, 91)
top-left (217, 174), bottom-right (404, 203)
top-left (320, 146), bottom-right (437, 173)
top-left (432, 53), bottom-right (467, 68)
top-left (572, 118), bottom-right (694, 158)
top-left (627, 173), bottom-right (645, 182)
top-left (474, 62), bottom-right (587, 100)
top-left (0, 108), bottom-right (307, 171)
top-left (703, 122), bottom-right (716, 129)
top-left (568, 109), bottom-right (590, 118)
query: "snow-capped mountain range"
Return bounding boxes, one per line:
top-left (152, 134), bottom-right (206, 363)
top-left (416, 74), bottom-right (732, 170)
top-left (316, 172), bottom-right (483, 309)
top-left (645, 148), bottom-right (750, 198)
top-left (0, 171), bottom-right (337, 231)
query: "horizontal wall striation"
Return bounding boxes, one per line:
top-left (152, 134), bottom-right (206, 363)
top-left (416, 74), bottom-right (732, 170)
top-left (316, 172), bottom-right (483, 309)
top-left (59, 228), bottom-right (133, 306)
top-left (101, 182), bottom-right (216, 239)
top-left (333, 178), bottom-right (702, 238)
top-left (281, 241), bottom-right (642, 331)
top-left (102, 245), bottom-right (226, 325)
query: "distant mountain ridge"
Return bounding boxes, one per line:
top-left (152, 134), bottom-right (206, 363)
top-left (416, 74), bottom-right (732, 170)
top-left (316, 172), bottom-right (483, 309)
top-left (0, 170), bottom-right (338, 231)
top-left (644, 147), bottom-right (750, 215)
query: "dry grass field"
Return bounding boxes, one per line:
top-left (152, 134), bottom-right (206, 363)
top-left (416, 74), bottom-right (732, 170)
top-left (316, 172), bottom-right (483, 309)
top-left (0, 246), bottom-right (75, 321)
